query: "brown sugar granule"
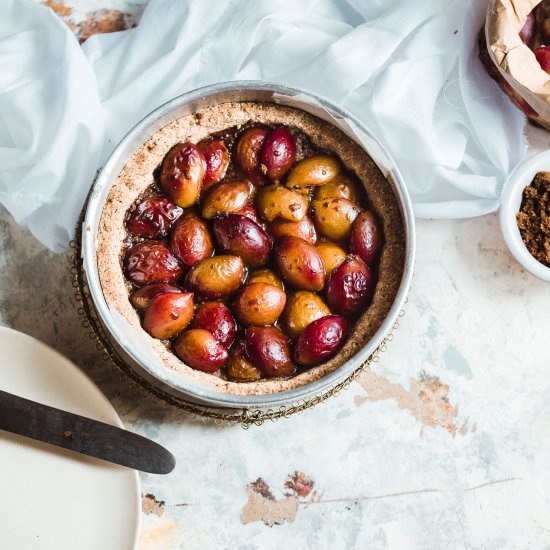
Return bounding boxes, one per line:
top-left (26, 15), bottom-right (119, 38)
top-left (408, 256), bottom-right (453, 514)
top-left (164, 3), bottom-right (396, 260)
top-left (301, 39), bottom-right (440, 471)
top-left (516, 171), bottom-right (550, 267)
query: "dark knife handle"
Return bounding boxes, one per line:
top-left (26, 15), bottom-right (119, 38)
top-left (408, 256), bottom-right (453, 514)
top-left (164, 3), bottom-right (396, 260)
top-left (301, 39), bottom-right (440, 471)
top-left (0, 389), bottom-right (175, 474)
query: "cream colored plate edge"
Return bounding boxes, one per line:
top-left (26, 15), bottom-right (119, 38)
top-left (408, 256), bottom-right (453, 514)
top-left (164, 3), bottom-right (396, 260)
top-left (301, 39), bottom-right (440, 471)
top-left (0, 326), bottom-right (140, 550)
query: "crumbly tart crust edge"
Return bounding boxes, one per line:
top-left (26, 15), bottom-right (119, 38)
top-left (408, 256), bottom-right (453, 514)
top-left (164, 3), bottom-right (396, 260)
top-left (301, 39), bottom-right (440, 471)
top-left (97, 102), bottom-right (406, 396)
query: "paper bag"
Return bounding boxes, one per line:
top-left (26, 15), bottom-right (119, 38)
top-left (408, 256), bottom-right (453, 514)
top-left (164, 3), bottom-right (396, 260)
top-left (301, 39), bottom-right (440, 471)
top-left (483, 0), bottom-right (550, 129)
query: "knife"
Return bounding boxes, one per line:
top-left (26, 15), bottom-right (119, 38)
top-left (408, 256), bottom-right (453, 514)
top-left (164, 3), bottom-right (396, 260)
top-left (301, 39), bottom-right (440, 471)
top-left (0, 389), bottom-right (175, 474)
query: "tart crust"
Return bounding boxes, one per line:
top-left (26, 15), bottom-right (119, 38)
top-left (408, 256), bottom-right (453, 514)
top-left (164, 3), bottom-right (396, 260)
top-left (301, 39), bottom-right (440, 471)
top-left (97, 102), bottom-right (406, 396)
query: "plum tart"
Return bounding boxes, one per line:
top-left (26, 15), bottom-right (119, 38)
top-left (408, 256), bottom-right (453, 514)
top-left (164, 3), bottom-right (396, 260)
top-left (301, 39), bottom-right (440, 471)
top-left (97, 102), bottom-right (405, 395)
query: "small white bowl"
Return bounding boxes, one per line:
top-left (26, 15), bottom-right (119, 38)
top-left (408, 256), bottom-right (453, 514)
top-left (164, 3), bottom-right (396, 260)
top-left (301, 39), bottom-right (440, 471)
top-left (499, 150), bottom-right (550, 282)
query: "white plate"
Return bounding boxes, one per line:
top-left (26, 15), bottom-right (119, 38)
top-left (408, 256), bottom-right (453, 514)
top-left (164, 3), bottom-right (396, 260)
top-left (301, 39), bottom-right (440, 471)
top-left (499, 150), bottom-right (550, 283)
top-left (0, 326), bottom-right (140, 550)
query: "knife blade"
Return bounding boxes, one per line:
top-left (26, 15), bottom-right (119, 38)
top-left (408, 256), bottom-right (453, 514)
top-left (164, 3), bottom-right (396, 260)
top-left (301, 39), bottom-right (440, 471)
top-left (0, 389), bottom-right (175, 474)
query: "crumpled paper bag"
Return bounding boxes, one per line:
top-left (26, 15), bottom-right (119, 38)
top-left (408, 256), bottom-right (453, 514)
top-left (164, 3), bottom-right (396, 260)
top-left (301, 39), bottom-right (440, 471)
top-left (486, 0), bottom-right (550, 129)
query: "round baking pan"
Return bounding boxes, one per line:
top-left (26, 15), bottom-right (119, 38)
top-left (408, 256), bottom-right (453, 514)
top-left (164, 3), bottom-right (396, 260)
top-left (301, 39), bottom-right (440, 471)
top-left (82, 81), bottom-right (415, 411)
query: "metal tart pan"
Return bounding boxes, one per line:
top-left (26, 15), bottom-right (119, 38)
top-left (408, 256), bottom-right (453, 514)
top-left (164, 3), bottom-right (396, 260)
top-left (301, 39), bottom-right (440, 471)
top-left (82, 81), bottom-right (416, 411)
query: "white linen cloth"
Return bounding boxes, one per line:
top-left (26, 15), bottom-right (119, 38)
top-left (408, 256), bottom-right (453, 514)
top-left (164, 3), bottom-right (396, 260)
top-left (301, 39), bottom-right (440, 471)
top-left (0, 0), bottom-right (527, 252)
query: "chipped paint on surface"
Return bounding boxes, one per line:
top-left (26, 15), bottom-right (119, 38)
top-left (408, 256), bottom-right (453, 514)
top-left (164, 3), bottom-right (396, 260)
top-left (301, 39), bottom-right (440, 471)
top-left (40, 0), bottom-right (143, 42)
top-left (138, 516), bottom-right (179, 550)
top-left (43, 0), bottom-right (73, 16)
top-left (241, 488), bottom-right (298, 527)
top-left (249, 477), bottom-right (275, 501)
top-left (285, 471), bottom-right (315, 498)
top-left (142, 493), bottom-right (165, 517)
top-left (241, 473), bottom-right (317, 527)
top-left (354, 394), bottom-right (368, 407)
top-left (356, 369), bottom-right (472, 436)
top-left (76, 8), bottom-right (135, 42)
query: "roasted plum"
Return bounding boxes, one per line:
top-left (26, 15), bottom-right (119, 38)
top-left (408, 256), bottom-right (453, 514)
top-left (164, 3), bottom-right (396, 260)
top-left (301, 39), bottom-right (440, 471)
top-left (286, 154), bottom-right (341, 187)
top-left (159, 142), bottom-right (206, 207)
top-left (235, 201), bottom-right (266, 228)
top-left (129, 283), bottom-right (181, 310)
top-left (313, 174), bottom-right (360, 203)
top-left (269, 216), bottom-right (317, 245)
top-left (201, 179), bottom-right (252, 219)
top-left (247, 268), bottom-right (284, 289)
top-left (142, 292), bottom-right (194, 339)
top-left (260, 127), bottom-right (296, 181)
top-left (294, 315), bottom-right (349, 367)
top-left (245, 326), bottom-right (295, 378)
top-left (283, 291), bottom-right (331, 340)
top-left (170, 213), bottom-right (214, 268)
top-left (225, 340), bottom-right (262, 382)
top-left (185, 255), bottom-right (245, 299)
top-left (274, 236), bottom-right (325, 291)
top-left (520, 11), bottom-right (536, 46)
top-left (326, 255), bottom-right (375, 317)
top-left (190, 302), bottom-right (237, 348)
top-left (535, 46), bottom-right (550, 74)
top-left (198, 138), bottom-right (229, 190)
top-left (126, 195), bottom-right (182, 238)
top-left (350, 210), bottom-right (383, 265)
top-left (315, 242), bottom-right (347, 281)
top-left (124, 241), bottom-right (183, 286)
top-left (234, 282), bottom-right (286, 326)
top-left (213, 215), bottom-right (271, 267)
top-left (312, 197), bottom-right (362, 242)
top-left (256, 184), bottom-right (308, 222)
top-left (173, 329), bottom-right (228, 373)
top-left (234, 126), bottom-right (268, 185)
